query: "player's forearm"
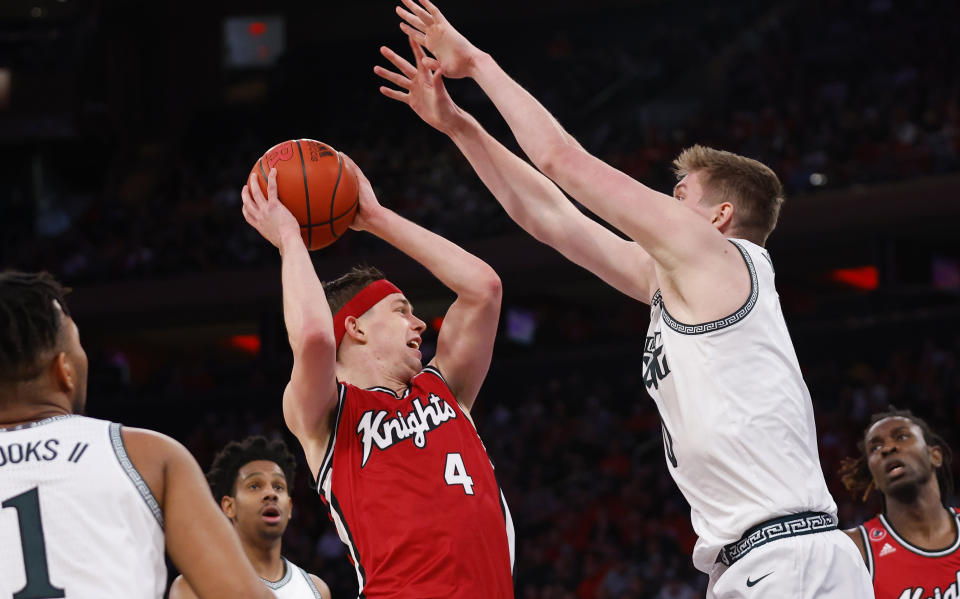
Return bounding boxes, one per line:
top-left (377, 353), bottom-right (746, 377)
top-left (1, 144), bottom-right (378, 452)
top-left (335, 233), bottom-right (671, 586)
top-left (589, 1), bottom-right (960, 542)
top-left (446, 111), bottom-right (578, 246)
top-left (467, 51), bottom-right (582, 172)
top-left (278, 232), bottom-right (335, 349)
top-left (364, 207), bottom-right (499, 303)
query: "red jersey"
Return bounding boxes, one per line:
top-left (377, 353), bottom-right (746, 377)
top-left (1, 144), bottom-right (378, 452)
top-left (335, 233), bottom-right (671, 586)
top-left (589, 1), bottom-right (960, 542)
top-left (315, 366), bottom-right (515, 598)
top-left (859, 507), bottom-right (960, 599)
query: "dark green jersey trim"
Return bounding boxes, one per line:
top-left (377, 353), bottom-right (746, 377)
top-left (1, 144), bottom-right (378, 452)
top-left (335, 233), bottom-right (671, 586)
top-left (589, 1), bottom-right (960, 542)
top-left (656, 239), bottom-right (759, 336)
top-left (109, 423), bottom-right (164, 528)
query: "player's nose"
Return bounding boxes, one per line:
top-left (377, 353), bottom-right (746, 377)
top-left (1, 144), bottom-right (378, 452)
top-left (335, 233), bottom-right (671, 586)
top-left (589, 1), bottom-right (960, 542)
top-left (411, 315), bottom-right (426, 333)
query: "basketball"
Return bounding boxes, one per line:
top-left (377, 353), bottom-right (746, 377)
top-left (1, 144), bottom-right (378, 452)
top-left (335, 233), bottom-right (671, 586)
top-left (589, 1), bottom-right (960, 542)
top-left (249, 139), bottom-right (359, 250)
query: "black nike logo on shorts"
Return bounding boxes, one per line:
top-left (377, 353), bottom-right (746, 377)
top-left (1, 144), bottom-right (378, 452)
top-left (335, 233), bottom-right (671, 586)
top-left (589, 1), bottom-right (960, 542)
top-left (746, 572), bottom-right (773, 587)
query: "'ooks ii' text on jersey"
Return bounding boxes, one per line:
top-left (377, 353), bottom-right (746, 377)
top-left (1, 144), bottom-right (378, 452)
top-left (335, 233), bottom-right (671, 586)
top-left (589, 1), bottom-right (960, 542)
top-left (643, 238), bottom-right (837, 573)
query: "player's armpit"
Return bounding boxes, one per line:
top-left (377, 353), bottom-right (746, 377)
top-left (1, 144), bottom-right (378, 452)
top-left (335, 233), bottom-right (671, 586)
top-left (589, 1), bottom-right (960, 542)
top-left (429, 267), bottom-right (501, 412)
top-left (282, 376), bottom-right (338, 476)
top-left (125, 430), bottom-right (273, 599)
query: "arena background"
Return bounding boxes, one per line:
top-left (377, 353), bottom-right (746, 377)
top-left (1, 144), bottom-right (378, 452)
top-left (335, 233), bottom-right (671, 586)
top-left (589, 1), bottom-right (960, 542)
top-left (1, 0), bottom-right (958, 596)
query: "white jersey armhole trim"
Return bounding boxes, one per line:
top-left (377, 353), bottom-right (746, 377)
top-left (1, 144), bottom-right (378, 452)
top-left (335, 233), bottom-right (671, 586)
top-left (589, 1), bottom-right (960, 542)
top-left (315, 383), bottom-right (346, 492)
top-left (656, 238), bottom-right (759, 335)
top-left (297, 566), bottom-right (324, 599)
top-left (109, 422), bottom-right (164, 528)
top-left (857, 525), bottom-right (874, 580)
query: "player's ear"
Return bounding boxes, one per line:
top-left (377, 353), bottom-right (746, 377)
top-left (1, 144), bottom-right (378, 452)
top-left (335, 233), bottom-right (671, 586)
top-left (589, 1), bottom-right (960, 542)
top-left (51, 352), bottom-right (76, 393)
top-left (287, 499), bottom-right (293, 522)
top-left (713, 201), bottom-right (735, 230)
top-left (344, 316), bottom-right (365, 344)
top-left (929, 445), bottom-right (943, 468)
top-left (221, 495), bottom-right (236, 519)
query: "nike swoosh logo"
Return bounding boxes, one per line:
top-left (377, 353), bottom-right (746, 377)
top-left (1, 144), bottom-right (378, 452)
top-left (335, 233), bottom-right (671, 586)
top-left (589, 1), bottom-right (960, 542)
top-left (746, 572), bottom-right (774, 587)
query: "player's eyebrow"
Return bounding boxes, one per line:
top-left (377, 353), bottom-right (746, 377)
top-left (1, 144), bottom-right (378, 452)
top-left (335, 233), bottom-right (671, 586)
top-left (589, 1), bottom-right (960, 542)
top-left (866, 426), bottom-right (912, 444)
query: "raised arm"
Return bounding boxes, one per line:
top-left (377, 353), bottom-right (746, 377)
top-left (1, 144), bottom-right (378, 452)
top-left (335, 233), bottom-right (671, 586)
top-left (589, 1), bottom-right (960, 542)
top-left (344, 155), bottom-right (499, 411)
top-left (241, 169), bottom-right (338, 473)
top-left (396, 1), bottom-right (747, 320)
top-left (375, 39), bottom-right (654, 303)
top-left (123, 429), bottom-right (274, 599)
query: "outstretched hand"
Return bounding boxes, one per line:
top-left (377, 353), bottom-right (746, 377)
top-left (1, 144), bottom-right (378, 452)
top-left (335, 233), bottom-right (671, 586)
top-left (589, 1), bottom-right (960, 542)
top-left (395, 0), bottom-right (479, 79)
top-left (375, 37), bottom-right (461, 133)
top-left (341, 154), bottom-right (386, 234)
top-left (241, 168), bottom-right (301, 250)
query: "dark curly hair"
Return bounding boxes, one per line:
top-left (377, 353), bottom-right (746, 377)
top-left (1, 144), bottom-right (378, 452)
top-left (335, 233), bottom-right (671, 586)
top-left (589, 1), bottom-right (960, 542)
top-left (0, 271), bottom-right (71, 384)
top-left (839, 407), bottom-right (954, 505)
top-left (207, 436), bottom-right (298, 501)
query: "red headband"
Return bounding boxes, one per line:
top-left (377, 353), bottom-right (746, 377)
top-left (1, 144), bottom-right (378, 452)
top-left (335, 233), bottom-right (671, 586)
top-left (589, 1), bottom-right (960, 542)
top-left (333, 279), bottom-right (402, 348)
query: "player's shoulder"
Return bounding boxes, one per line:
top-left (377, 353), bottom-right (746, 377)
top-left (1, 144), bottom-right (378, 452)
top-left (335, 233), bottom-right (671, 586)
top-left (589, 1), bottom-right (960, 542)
top-left (306, 572), bottom-right (331, 599)
top-left (415, 364), bottom-right (449, 388)
top-left (120, 426), bottom-right (190, 459)
top-left (168, 574), bottom-right (200, 599)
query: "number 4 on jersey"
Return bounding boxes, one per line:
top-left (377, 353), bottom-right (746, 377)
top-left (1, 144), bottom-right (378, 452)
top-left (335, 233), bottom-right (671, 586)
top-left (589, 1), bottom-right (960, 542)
top-left (444, 453), bottom-right (475, 495)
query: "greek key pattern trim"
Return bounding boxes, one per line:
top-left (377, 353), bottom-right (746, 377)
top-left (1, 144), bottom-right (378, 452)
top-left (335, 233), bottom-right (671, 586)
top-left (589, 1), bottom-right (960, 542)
top-left (656, 239), bottom-right (759, 335)
top-left (110, 422), bottom-right (164, 528)
top-left (718, 512), bottom-right (837, 566)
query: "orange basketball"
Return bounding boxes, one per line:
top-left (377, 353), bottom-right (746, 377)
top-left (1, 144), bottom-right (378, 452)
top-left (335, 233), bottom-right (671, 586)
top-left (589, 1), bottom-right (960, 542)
top-left (249, 139), bottom-right (359, 250)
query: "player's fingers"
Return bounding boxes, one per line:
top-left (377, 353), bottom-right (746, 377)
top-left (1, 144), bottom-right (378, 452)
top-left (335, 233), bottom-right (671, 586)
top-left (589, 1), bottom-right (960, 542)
top-left (399, 23), bottom-right (427, 46)
top-left (340, 153), bottom-right (369, 187)
top-left (379, 86), bottom-right (410, 104)
top-left (266, 167), bottom-right (278, 203)
top-left (396, 5), bottom-right (426, 31)
top-left (247, 172), bottom-right (267, 206)
top-left (374, 65), bottom-right (411, 90)
top-left (241, 203), bottom-right (255, 226)
top-left (400, 0), bottom-right (433, 25)
top-left (409, 37), bottom-right (428, 75)
top-left (380, 45), bottom-right (417, 78)
top-left (418, 0), bottom-right (439, 19)
top-left (422, 56), bottom-right (441, 71)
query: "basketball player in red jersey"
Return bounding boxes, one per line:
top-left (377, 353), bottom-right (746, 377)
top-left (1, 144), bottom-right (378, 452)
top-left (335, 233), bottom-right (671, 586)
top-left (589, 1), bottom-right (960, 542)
top-left (240, 162), bottom-right (514, 598)
top-left (841, 409), bottom-right (959, 598)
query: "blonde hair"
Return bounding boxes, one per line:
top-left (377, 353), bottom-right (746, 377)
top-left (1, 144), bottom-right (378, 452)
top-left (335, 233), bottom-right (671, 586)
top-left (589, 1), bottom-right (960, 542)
top-left (673, 145), bottom-right (785, 245)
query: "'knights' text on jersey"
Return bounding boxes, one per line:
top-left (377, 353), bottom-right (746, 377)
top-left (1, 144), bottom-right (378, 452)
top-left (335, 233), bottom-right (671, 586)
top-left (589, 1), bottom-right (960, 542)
top-left (859, 508), bottom-right (960, 599)
top-left (315, 365), bottom-right (515, 598)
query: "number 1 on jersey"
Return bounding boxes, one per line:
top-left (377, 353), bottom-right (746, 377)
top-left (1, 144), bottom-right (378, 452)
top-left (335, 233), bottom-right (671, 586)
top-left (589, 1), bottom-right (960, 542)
top-left (3, 487), bottom-right (66, 599)
top-left (444, 453), bottom-right (475, 495)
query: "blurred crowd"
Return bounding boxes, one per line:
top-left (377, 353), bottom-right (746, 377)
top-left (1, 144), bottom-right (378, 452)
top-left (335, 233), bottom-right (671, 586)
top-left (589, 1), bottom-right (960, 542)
top-left (88, 324), bottom-right (960, 599)
top-left (3, 0), bottom-right (957, 284)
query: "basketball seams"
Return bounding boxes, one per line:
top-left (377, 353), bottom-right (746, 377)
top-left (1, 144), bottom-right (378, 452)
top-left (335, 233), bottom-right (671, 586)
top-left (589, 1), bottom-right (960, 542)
top-left (294, 140), bottom-right (313, 248)
top-left (252, 139), bottom-right (357, 248)
top-left (329, 153), bottom-right (344, 240)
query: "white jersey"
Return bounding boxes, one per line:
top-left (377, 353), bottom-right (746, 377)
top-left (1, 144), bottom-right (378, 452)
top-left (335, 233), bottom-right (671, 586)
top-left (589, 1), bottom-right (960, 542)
top-left (642, 238), bottom-right (836, 573)
top-left (0, 415), bottom-right (166, 598)
top-left (262, 558), bottom-right (324, 599)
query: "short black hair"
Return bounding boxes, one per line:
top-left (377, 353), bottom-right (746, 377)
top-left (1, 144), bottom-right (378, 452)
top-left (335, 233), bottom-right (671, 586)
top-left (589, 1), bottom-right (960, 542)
top-left (840, 407), bottom-right (954, 505)
top-left (0, 271), bottom-right (71, 384)
top-left (207, 436), bottom-right (298, 501)
top-left (323, 265), bottom-right (385, 315)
